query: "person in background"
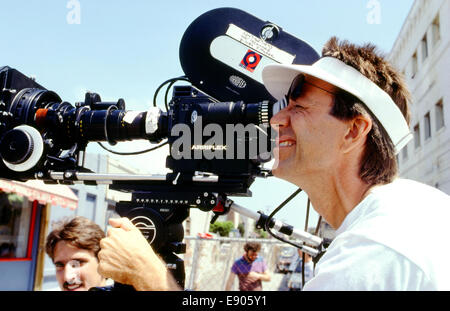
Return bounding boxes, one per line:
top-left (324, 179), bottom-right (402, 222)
top-left (287, 248), bottom-right (314, 291)
top-left (45, 216), bottom-right (107, 291)
top-left (225, 242), bottom-right (271, 291)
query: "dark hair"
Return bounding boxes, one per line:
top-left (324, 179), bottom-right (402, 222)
top-left (45, 216), bottom-right (105, 261)
top-left (323, 37), bottom-right (411, 185)
top-left (243, 242), bottom-right (261, 252)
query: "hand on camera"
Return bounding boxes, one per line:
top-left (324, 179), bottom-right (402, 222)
top-left (98, 217), bottom-right (179, 291)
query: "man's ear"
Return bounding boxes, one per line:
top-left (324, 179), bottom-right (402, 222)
top-left (342, 115), bottom-right (372, 154)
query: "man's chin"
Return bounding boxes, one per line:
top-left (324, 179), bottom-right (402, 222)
top-left (271, 163), bottom-right (288, 178)
top-left (63, 284), bottom-right (85, 291)
top-left (272, 165), bottom-right (302, 187)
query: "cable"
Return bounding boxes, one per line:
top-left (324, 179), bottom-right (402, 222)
top-left (301, 198), bottom-right (312, 288)
top-left (97, 140), bottom-right (168, 155)
top-left (264, 188), bottom-right (304, 249)
top-left (164, 81), bottom-right (177, 111)
top-left (304, 198), bottom-right (311, 232)
top-left (314, 216), bottom-right (322, 236)
top-left (265, 190), bottom-right (325, 290)
top-left (153, 76), bottom-right (190, 111)
top-left (96, 75), bottom-right (188, 156)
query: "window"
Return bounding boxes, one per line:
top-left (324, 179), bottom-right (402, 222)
top-left (421, 35), bottom-right (428, 62)
top-left (402, 144), bottom-right (408, 160)
top-left (414, 124), bottom-right (421, 149)
top-left (71, 188), bottom-right (79, 197)
top-left (411, 52), bottom-right (418, 78)
top-left (432, 15), bottom-right (441, 46)
top-left (79, 193), bottom-right (96, 221)
top-left (435, 99), bottom-right (445, 131)
top-left (0, 192), bottom-right (33, 259)
top-left (424, 112), bottom-right (431, 139)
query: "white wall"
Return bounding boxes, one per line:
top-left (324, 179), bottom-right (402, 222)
top-left (390, 0), bottom-right (450, 194)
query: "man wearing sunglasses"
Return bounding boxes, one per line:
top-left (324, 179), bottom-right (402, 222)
top-left (263, 37), bottom-right (450, 290)
top-left (97, 37), bottom-right (450, 291)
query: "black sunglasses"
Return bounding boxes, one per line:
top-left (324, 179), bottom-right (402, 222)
top-left (272, 74), bottom-right (338, 116)
top-left (287, 74), bottom-right (337, 101)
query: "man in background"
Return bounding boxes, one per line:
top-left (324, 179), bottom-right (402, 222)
top-left (45, 216), bottom-right (107, 291)
top-left (225, 242), bottom-right (271, 291)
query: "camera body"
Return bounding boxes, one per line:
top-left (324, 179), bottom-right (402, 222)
top-left (165, 85), bottom-right (274, 186)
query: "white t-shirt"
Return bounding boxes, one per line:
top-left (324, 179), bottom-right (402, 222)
top-left (303, 178), bottom-right (450, 291)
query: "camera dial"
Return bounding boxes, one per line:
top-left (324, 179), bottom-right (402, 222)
top-left (0, 125), bottom-right (44, 172)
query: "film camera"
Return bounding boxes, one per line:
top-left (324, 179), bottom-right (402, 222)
top-left (0, 8), bottom-right (321, 289)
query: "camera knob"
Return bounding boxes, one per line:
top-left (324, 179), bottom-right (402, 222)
top-left (0, 125), bottom-right (44, 172)
top-left (1, 129), bottom-right (33, 164)
top-left (260, 23), bottom-right (280, 42)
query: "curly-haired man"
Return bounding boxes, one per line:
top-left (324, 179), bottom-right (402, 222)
top-left (225, 242), bottom-right (271, 291)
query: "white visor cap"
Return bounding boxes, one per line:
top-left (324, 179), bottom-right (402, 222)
top-left (262, 57), bottom-right (412, 154)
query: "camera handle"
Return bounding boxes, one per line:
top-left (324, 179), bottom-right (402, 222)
top-left (214, 196), bottom-right (323, 257)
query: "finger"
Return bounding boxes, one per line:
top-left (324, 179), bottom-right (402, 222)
top-left (106, 226), bottom-right (123, 237)
top-left (105, 226), bottom-right (135, 241)
top-left (99, 237), bottom-right (110, 249)
top-left (97, 260), bottom-right (113, 279)
top-left (109, 217), bottom-right (135, 231)
top-left (108, 217), bottom-right (121, 228)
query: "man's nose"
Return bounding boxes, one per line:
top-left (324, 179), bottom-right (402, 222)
top-left (270, 107), bottom-right (289, 130)
top-left (64, 266), bottom-right (76, 281)
top-left (64, 260), bottom-right (81, 282)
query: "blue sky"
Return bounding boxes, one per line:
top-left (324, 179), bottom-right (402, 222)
top-left (1, 0), bottom-right (414, 230)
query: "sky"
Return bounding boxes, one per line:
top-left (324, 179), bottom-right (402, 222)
top-left (1, 0), bottom-right (415, 231)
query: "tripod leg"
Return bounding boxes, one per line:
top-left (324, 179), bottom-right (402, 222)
top-left (161, 252), bottom-right (186, 290)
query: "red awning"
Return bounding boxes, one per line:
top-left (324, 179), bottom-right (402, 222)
top-left (0, 179), bottom-right (78, 210)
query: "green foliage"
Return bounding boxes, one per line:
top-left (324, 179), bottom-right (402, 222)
top-left (254, 227), bottom-right (268, 239)
top-left (7, 193), bottom-right (23, 206)
top-left (237, 222), bottom-right (245, 237)
top-left (209, 221), bottom-right (234, 237)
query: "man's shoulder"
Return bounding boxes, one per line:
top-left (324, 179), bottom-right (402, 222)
top-left (254, 256), bottom-right (266, 263)
top-left (344, 178), bottom-right (450, 237)
top-left (311, 231), bottom-right (450, 290)
top-left (232, 256), bottom-right (247, 267)
top-left (308, 179), bottom-right (450, 290)
top-left (308, 241), bottom-right (429, 290)
top-left (370, 178), bottom-right (449, 206)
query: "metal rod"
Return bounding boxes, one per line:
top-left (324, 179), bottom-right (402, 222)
top-left (229, 201), bottom-right (323, 248)
top-left (48, 171), bottom-right (219, 183)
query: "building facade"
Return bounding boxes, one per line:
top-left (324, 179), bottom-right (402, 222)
top-left (389, 0), bottom-right (450, 194)
top-left (0, 179), bottom-right (78, 290)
